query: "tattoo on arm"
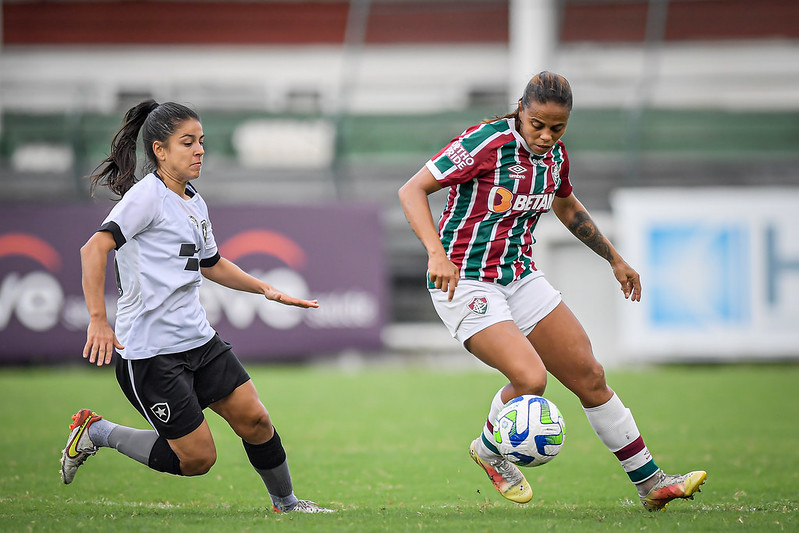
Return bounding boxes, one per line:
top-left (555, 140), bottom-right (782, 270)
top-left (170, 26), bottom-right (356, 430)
top-left (567, 211), bottom-right (614, 262)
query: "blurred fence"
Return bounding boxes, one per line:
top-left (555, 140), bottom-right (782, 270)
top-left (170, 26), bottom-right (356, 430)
top-left (2, 0), bottom-right (799, 362)
top-left (2, 107), bottom-right (799, 326)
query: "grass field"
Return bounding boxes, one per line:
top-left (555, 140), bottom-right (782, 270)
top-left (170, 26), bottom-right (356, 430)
top-left (1, 362), bottom-right (797, 532)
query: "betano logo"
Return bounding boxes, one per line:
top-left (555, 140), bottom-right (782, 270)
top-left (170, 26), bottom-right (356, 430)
top-left (488, 187), bottom-right (554, 214)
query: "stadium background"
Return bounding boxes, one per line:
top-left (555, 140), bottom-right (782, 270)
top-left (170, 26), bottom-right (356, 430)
top-left (1, 0), bottom-right (798, 365)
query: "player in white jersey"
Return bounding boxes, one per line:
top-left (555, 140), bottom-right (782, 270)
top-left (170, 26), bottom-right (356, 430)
top-left (399, 72), bottom-right (706, 511)
top-left (59, 100), bottom-right (333, 514)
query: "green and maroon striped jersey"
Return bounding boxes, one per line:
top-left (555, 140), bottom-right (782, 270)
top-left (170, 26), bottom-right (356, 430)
top-left (425, 117), bottom-right (572, 286)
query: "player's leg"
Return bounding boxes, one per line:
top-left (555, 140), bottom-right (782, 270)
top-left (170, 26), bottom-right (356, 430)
top-left (60, 409), bottom-right (208, 483)
top-left (197, 340), bottom-right (333, 514)
top-left (209, 380), bottom-right (333, 513)
top-left (465, 320), bottom-right (548, 456)
top-left (429, 281), bottom-right (542, 503)
top-left (462, 321), bottom-right (545, 503)
top-left (61, 353), bottom-right (215, 484)
top-left (527, 301), bottom-right (706, 510)
top-left (466, 320), bottom-right (548, 399)
top-left (115, 351), bottom-right (217, 476)
top-left (525, 302), bottom-right (612, 406)
top-left (208, 380), bottom-right (293, 509)
top-left (434, 279), bottom-right (550, 421)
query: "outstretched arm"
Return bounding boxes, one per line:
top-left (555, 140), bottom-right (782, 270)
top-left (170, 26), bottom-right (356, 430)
top-left (80, 230), bottom-right (124, 366)
top-left (551, 193), bottom-right (641, 301)
top-left (202, 257), bottom-right (319, 308)
top-left (398, 166), bottom-right (460, 301)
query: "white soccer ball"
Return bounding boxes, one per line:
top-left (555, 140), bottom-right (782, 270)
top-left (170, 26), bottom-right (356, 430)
top-left (493, 395), bottom-right (565, 467)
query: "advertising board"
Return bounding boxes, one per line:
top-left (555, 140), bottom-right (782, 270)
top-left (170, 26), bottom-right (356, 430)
top-left (613, 188), bottom-right (799, 360)
top-left (0, 204), bottom-right (386, 363)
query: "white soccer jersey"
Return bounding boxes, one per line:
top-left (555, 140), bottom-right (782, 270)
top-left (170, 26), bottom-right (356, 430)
top-left (99, 173), bottom-right (219, 359)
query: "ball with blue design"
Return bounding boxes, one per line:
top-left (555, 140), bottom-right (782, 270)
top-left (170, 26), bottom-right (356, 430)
top-left (493, 395), bottom-right (565, 467)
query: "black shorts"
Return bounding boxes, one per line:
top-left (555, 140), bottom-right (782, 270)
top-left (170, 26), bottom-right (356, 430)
top-left (115, 334), bottom-right (251, 440)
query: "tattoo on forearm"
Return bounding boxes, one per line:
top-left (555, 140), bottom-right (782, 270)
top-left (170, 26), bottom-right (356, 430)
top-left (568, 211), bottom-right (614, 262)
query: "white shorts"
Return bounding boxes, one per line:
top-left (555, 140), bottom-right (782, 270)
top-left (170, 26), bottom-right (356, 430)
top-left (429, 272), bottom-right (562, 344)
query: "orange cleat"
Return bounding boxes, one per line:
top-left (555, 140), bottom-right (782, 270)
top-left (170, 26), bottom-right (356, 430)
top-left (469, 438), bottom-right (532, 503)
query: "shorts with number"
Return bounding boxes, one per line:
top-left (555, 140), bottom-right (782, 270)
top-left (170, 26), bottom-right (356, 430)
top-left (429, 272), bottom-right (562, 344)
top-left (115, 333), bottom-right (251, 440)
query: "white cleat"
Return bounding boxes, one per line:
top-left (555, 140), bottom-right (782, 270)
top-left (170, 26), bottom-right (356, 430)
top-left (273, 500), bottom-right (335, 513)
top-left (60, 409), bottom-right (102, 484)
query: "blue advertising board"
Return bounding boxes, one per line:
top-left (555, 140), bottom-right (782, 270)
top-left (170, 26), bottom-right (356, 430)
top-left (613, 188), bottom-right (799, 360)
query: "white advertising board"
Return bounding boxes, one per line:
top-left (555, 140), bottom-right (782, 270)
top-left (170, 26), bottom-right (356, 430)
top-left (612, 188), bottom-right (799, 361)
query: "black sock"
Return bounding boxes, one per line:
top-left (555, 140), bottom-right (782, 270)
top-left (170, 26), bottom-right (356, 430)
top-left (243, 430), bottom-right (296, 506)
top-left (147, 436), bottom-right (182, 475)
top-left (242, 429), bottom-right (286, 469)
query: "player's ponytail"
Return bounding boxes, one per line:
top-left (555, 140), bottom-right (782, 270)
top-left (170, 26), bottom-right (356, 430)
top-left (89, 99), bottom-right (159, 198)
top-left (487, 71), bottom-right (573, 124)
top-left (89, 100), bottom-right (200, 199)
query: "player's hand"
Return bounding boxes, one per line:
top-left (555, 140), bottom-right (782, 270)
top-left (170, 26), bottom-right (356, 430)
top-left (264, 288), bottom-right (319, 309)
top-left (84, 319), bottom-right (124, 367)
top-left (611, 259), bottom-right (642, 302)
top-left (428, 252), bottom-right (460, 301)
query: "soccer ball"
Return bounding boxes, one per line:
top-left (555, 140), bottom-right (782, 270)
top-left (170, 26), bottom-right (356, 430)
top-left (493, 395), bottom-right (565, 467)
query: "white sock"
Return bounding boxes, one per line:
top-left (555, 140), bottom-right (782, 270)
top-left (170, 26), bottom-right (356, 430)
top-left (488, 388), bottom-right (506, 426)
top-left (475, 388), bottom-right (506, 459)
top-left (583, 393), bottom-right (659, 486)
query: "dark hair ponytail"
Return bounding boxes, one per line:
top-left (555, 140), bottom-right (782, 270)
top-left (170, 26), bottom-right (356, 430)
top-left (89, 100), bottom-right (200, 198)
top-left (488, 71), bottom-right (573, 124)
top-left (89, 100), bottom-right (158, 198)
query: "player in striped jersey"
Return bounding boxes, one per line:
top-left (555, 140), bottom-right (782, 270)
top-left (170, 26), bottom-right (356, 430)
top-left (59, 100), bottom-right (333, 514)
top-left (399, 72), bottom-right (706, 511)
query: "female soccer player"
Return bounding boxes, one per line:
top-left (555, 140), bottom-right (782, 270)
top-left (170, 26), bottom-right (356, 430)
top-left (398, 71), bottom-right (706, 511)
top-left (60, 100), bottom-right (333, 514)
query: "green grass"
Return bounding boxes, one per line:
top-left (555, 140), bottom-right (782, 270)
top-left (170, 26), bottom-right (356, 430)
top-left (1, 363), bottom-right (797, 532)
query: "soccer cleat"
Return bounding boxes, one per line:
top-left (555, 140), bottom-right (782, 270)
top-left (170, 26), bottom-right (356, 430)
top-left (641, 470), bottom-right (707, 511)
top-left (469, 438), bottom-right (533, 504)
top-left (60, 409), bottom-right (102, 484)
top-left (272, 500), bottom-right (335, 513)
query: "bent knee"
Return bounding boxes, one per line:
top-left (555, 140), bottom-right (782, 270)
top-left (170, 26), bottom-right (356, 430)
top-left (234, 409), bottom-right (273, 443)
top-left (179, 452), bottom-right (217, 476)
top-left (510, 372), bottom-right (547, 397)
top-left (573, 362), bottom-right (610, 404)
top-left (581, 362), bottom-right (607, 391)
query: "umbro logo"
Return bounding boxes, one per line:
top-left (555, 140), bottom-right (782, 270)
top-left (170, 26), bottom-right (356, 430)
top-left (508, 164), bottom-right (526, 179)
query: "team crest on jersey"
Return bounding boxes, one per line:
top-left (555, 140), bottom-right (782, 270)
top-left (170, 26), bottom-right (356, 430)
top-left (467, 296), bottom-right (489, 315)
top-left (508, 164), bottom-right (527, 180)
top-left (551, 163), bottom-right (560, 181)
top-left (151, 402), bottom-right (171, 423)
top-left (188, 215), bottom-right (209, 244)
